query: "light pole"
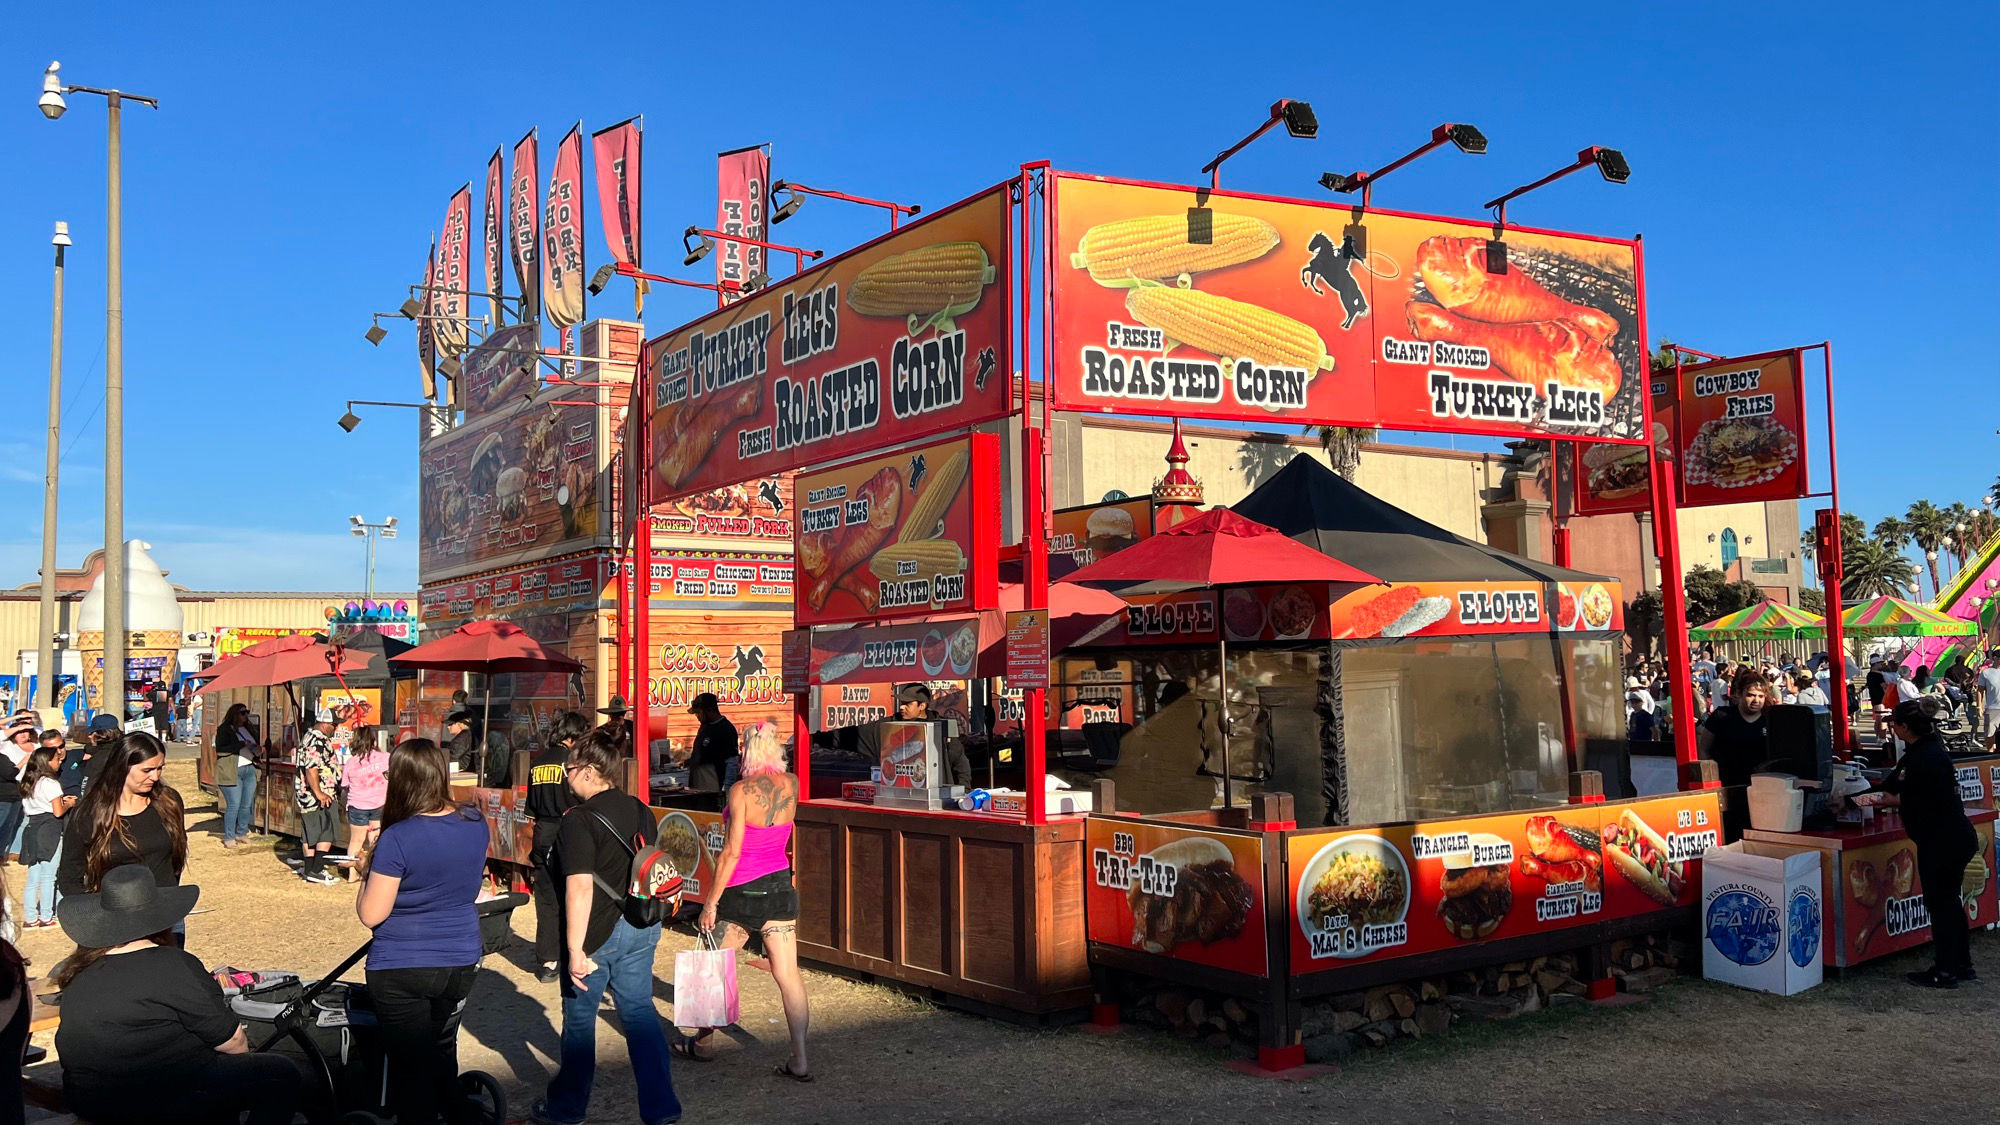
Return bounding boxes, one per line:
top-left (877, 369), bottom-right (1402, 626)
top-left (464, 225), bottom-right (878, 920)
top-left (37, 222), bottom-right (70, 709)
top-left (349, 517), bottom-right (398, 600)
top-left (41, 61), bottom-right (158, 716)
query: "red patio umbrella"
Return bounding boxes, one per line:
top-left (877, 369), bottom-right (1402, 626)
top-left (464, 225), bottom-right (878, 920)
top-left (389, 621), bottom-right (585, 751)
top-left (194, 635), bottom-right (371, 696)
top-left (1061, 508), bottom-right (1383, 593)
top-left (1058, 507), bottom-right (1384, 805)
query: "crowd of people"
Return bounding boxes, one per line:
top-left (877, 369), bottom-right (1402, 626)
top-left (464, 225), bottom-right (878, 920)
top-left (0, 698), bottom-right (812, 1125)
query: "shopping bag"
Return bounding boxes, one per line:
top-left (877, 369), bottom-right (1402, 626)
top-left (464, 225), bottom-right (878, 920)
top-left (673, 936), bottom-right (740, 1029)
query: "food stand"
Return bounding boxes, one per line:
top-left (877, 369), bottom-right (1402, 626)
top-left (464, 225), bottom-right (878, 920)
top-left (624, 163), bottom-right (1728, 1049)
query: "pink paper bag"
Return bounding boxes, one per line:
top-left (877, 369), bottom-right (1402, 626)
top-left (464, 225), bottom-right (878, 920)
top-left (673, 945), bottom-right (740, 1029)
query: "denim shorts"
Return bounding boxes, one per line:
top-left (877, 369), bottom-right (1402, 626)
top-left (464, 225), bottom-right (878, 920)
top-left (345, 804), bottom-right (381, 828)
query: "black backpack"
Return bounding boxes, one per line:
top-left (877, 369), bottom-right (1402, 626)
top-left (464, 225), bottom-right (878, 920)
top-left (586, 798), bottom-right (685, 928)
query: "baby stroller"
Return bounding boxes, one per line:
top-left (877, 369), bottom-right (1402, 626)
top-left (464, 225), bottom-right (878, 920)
top-left (229, 892), bottom-right (527, 1124)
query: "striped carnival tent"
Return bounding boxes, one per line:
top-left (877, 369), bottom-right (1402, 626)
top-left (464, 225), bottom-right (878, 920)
top-left (1689, 601), bottom-right (1826, 642)
top-left (1839, 595), bottom-right (1977, 638)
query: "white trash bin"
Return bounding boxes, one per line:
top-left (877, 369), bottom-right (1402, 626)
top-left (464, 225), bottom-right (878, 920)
top-left (1701, 842), bottom-right (1824, 996)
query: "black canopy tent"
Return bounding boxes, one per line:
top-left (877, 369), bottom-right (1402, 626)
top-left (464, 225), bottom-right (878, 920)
top-left (1063, 455), bottom-right (1627, 828)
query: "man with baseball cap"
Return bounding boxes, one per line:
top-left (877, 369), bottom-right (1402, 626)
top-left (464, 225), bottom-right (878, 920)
top-left (685, 692), bottom-right (738, 792)
top-left (294, 709), bottom-right (342, 884)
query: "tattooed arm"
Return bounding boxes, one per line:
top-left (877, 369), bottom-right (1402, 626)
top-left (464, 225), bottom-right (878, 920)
top-left (702, 784), bottom-right (751, 933)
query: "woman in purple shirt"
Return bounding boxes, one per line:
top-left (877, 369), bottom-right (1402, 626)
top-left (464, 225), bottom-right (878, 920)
top-left (354, 738), bottom-right (490, 1122)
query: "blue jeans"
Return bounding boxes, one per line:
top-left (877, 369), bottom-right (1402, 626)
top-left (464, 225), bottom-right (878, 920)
top-left (25, 839), bottom-right (59, 924)
top-left (541, 920), bottom-right (679, 1125)
top-left (219, 763), bottom-right (258, 842)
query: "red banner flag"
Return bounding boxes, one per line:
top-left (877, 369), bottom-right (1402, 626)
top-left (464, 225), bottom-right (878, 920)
top-left (483, 149), bottom-right (504, 323)
top-left (716, 144), bottom-right (769, 303)
top-left (543, 125), bottom-right (586, 330)
top-left (438, 186), bottom-right (472, 356)
top-left (417, 235), bottom-right (437, 400)
top-left (591, 117), bottom-right (642, 268)
top-left (509, 129), bottom-right (541, 329)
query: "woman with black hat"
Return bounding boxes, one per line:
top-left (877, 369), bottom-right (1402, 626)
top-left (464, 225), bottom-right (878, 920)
top-left (1855, 698), bottom-right (1982, 988)
top-left (52, 867), bottom-right (305, 1123)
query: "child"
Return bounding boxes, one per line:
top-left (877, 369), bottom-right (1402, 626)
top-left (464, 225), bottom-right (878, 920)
top-left (339, 728), bottom-right (389, 884)
top-left (18, 746), bottom-right (71, 927)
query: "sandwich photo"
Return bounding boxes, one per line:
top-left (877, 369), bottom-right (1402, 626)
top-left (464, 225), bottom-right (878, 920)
top-left (1601, 809), bottom-right (1685, 906)
top-left (1583, 441), bottom-right (1649, 500)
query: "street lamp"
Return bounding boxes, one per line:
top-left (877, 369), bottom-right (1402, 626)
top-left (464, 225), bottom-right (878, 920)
top-left (40, 60), bottom-right (159, 717)
top-left (337, 400), bottom-right (452, 432)
top-left (1200, 98), bottom-right (1318, 190)
top-left (37, 221), bottom-right (69, 708)
top-left (350, 516), bottom-right (398, 601)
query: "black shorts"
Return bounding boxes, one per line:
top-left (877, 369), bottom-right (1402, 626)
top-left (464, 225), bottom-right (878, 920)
top-left (716, 870), bottom-right (798, 933)
top-left (300, 807), bottom-right (339, 848)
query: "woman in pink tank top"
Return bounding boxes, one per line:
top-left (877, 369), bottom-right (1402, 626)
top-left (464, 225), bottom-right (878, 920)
top-left (689, 722), bottom-right (811, 1080)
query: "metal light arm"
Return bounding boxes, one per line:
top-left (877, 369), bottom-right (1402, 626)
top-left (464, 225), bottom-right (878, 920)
top-left (772, 180), bottom-right (920, 229)
top-left (61, 84), bottom-right (159, 108)
top-left (1322, 123), bottom-right (1486, 209)
top-left (1484, 146), bottom-right (1628, 229)
top-left (613, 262), bottom-right (745, 295)
top-left (1201, 98), bottom-right (1317, 190)
top-left (682, 226), bottom-right (823, 271)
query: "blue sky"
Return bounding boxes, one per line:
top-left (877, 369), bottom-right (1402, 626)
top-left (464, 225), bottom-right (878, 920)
top-left (3, 2), bottom-right (1995, 593)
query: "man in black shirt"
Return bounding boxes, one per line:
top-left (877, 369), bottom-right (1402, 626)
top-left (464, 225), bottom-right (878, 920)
top-left (536, 730), bottom-right (680, 1125)
top-left (443, 711), bottom-right (477, 776)
top-left (148, 682), bottom-right (173, 742)
top-left (525, 712), bottom-right (587, 982)
top-left (686, 693), bottom-right (738, 792)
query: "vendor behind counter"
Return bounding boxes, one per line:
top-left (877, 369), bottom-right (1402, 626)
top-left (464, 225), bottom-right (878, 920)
top-left (854, 685), bottom-right (972, 790)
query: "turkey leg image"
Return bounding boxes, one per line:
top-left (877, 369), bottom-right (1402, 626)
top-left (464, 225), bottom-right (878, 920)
top-left (803, 466), bottom-right (904, 611)
top-left (1414, 236), bottom-right (1620, 343)
top-left (654, 380), bottom-right (763, 492)
top-left (1405, 303), bottom-right (1623, 401)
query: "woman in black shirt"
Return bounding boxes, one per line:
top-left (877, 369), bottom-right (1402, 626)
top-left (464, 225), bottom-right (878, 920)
top-left (1698, 669), bottom-right (1773, 841)
top-left (57, 733), bottom-right (188, 900)
top-left (1858, 700), bottom-right (1981, 988)
top-left (526, 711), bottom-right (588, 982)
top-left (54, 867), bottom-right (303, 1123)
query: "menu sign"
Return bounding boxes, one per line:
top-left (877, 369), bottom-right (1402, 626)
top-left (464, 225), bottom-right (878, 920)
top-left (1565, 439), bottom-right (1655, 517)
top-left (794, 434), bottom-right (1000, 626)
top-left (1674, 348), bottom-right (1808, 508)
top-left (1049, 172), bottom-right (1646, 443)
top-left (821, 683), bottom-right (893, 729)
top-left (1004, 610), bottom-right (1050, 691)
top-left (1287, 793), bottom-right (1718, 971)
top-left (1049, 497), bottom-right (1155, 577)
top-left (781, 629), bottom-right (811, 695)
top-left (419, 556), bottom-right (609, 627)
top-left (645, 184), bottom-right (1013, 501)
top-left (650, 475), bottom-right (794, 541)
top-left (809, 616), bottom-right (981, 687)
top-left (420, 382), bottom-right (603, 580)
top-left (648, 550), bottom-right (794, 609)
top-left (1086, 819), bottom-right (1267, 975)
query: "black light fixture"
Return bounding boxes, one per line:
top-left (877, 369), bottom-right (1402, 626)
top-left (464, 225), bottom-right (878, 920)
top-left (1484, 145), bottom-right (1631, 227)
top-left (363, 323), bottom-right (387, 346)
top-left (398, 296), bottom-right (423, 319)
top-left (336, 411), bottom-right (362, 433)
top-left (771, 182), bottom-right (803, 223)
top-left (1318, 122), bottom-right (1488, 208)
top-left (744, 270), bottom-right (772, 293)
top-left (1201, 98), bottom-right (1318, 189)
top-left (586, 263), bottom-right (617, 296)
top-left (438, 355), bottom-right (462, 380)
top-left (683, 227), bottom-right (714, 266)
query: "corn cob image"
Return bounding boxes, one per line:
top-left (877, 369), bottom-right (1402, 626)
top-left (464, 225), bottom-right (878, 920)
top-left (868, 539), bottom-right (968, 583)
top-left (847, 241), bottom-right (996, 336)
top-left (898, 447), bottom-right (970, 543)
top-left (1070, 213), bottom-right (1279, 286)
top-left (1124, 286), bottom-right (1334, 374)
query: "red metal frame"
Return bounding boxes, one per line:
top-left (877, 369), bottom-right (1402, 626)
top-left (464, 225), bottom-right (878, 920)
top-left (775, 180), bottom-right (920, 229)
top-left (1675, 346), bottom-right (1813, 508)
top-left (1650, 333), bottom-right (1702, 785)
top-left (1810, 340), bottom-right (1851, 754)
top-left (1484, 147), bottom-right (1621, 229)
top-left (683, 225), bottom-right (822, 281)
top-left (633, 342), bottom-right (653, 793)
top-left (1038, 169), bottom-right (1653, 447)
top-left (613, 261), bottom-right (745, 296)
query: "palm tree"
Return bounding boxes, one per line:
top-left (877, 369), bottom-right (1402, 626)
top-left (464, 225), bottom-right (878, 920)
top-left (1874, 516), bottom-right (1909, 550)
top-left (1842, 536), bottom-right (1920, 600)
top-left (1315, 425), bottom-right (1379, 480)
top-left (1904, 499), bottom-right (1952, 599)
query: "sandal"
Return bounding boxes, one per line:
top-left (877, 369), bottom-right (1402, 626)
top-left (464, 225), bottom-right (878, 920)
top-left (672, 1031), bottom-right (713, 1062)
top-left (773, 1063), bottom-right (815, 1083)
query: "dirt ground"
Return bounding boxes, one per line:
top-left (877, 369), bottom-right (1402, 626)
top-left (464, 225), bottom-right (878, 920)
top-left (16, 758), bottom-right (2000, 1124)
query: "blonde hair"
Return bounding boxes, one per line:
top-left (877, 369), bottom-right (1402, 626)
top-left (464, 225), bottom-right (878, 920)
top-left (741, 721), bottom-right (788, 777)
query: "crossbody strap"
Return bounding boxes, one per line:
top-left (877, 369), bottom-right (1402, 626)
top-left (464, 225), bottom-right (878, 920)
top-left (584, 806), bottom-right (641, 902)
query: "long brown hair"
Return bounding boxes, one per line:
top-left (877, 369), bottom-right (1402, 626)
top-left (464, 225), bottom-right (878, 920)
top-left (75, 732), bottom-right (187, 892)
top-left (51, 930), bottom-right (175, 990)
top-left (360, 739), bottom-right (473, 875)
